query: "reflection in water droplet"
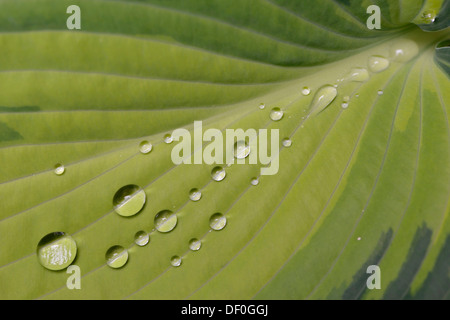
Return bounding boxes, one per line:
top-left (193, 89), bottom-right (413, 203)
top-left (171, 256), bottom-right (182, 267)
top-left (259, 103), bottom-right (265, 110)
top-left (189, 188), bottom-right (202, 201)
top-left (211, 166), bottom-right (226, 182)
top-left (210, 213), bottom-right (227, 231)
top-left (154, 210), bottom-right (177, 233)
top-left (234, 141), bottom-right (250, 159)
top-left (54, 164), bottom-right (65, 176)
top-left (345, 68), bottom-right (369, 82)
top-left (164, 134), bottom-right (173, 144)
top-left (113, 185), bottom-right (146, 217)
top-left (270, 107), bottom-right (284, 121)
top-left (139, 141), bottom-right (153, 154)
top-left (390, 39), bottom-right (419, 62)
top-left (106, 245), bottom-right (128, 269)
top-left (37, 232), bottom-right (77, 271)
top-left (134, 231), bottom-right (150, 246)
top-left (189, 238), bottom-right (202, 251)
top-left (282, 138), bottom-right (292, 147)
top-left (251, 177), bottom-right (259, 186)
top-left (301, 87), bottom-right (311, 96)
top-left (368, 55), bottom-right (390, 73)
top-left (309, 85), bottom-right (338, 116)
top-left (421, 10), bottom-right (436, 24)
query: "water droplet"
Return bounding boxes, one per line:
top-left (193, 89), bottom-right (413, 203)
top-left (357, 237), bottom-right (362, 241)
top-left (269, 107), bottom-right (284, 121)
top-left (309, 85), bottom-right (338, 116)
top-left (251, 177), bottom-right (259, 186)
top-left (377, 90), bottom-right (384, 95)
top-left (154, 210), bottom-right (177, 233)
top-left (106, 245), bottom-right (128, 269)
top-left (189, 238), bottom-right (202, 251)
top-left (341, 102), bottom-right (349, 109)
top-left (345, 68), bottom-right (369, 82)
top-left (164, 134), bottom-right (173, 144)
top-left (234, 141), bottom-right (250, 159)
top-left (37, 232), bottom-right (77, 271)
top-left (189, 188), bottom-right (202, 201)
top-left (368, 55), bottom-right (390, 73)
top-left (258, 103), bottom-right (265, 110)
top-left (113, 185), bottom-right (146, 217)
top-left (171, 256), bottom-right (182, 267)
top-left (390, 39), bottom-right (419, 62)
top-left (420, 10), bottom-right (436, 24)
top-left (210, 213), bottom-right (227, 231)
top-left (211, 166), bottom-right (226, 182)
top-left (139, 141), bottom-right (153, 154)
top-left (301, 87), bottom-right (311, 96)
top-left (282, 138), bottom-right (292, 147)
top-left (54, 164), bottom-right (65, 176)
top-left (134, 231), bottom-right (150, 246)
top-left (343, 96), bottom-right (350, 102)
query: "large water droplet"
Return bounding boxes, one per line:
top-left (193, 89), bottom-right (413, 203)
top-left (113, 185), bottom-right (146, 217)
top-left (345, 68), bottom-right (369, 82)
top-left (309, 85), bottom-right (338, 116)
top-left (368, 55), bottom-right (390, 73)
top-left (234, 141), bottom-right (250, 159)
top-left (390, 39), bottom-right (419, 62)
top-left (54, 164), bottom-right (65, 176)
top-left (301, 87), bottom-right (311, 96)
top-left (210, 213), bottom-right (227, 231)
top-left (105, 245), bottom-right (128, 269)
top-left (134, 231), bottom-right (150, 246)
top-left (154, 210), bottom-right (177, 233)
top-left (171, 256), bottom-right (182, 267)
top-left (189, 238), bottom-right (202, 251)
top-left (270, 107), bottom-right (284, 121)
top-left (211, 166), bottom-right (226, 182)
top-left (189, 188), bottom-right (202, 201)
top-left (37, 232), bottom-right (77, 271)
top-left (139, 141), bottom-right (153, 154)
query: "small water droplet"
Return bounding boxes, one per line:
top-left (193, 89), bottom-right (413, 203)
top-left (105, 245), bottom-right (128, 269)
top-left (134, 231), bottom-right (150, 246)
top-left (189, 238), bottom-right (202, 251)
top-left (301, 87), bottom-right (311, 96)
top-left (345, 68), bottom-right (370, 82)
top-left (390, 39), bottom-right (419, 62)
top-left (139, 141), bottom-right (153, 154)
top-left (164, 134), bottom-right (173, 144)
top-left (189, 188), bottom-right (202, 201)
top-left (54, 164), bottom-right (65, 176)
top-left (251, 177), bottom-right (259, 186)
top-left (211, 166), bottom-right (226, 182)
top-left (154, 210), bottom-right (177, 233)
top-left (37, 232), bottom-right (77, 271)
top-left (309, 85), bottom-right (338, 116)
top-left (171, 256), bottom-right (182, 267)
top-left (258, 103), bottom-right (265, 110)
top-left (269, 107), bottom-right (284, 121)
top-left (343, 96), bottom-right (350, 102)
top-left (234, 141), bottom-right (250, 159)
top-left (368, 55), bottom-right (390, 73)
top-left (113, 185), bottom-right (146, 217)
top-left (282, 138), bottom-right (292, 147)
top-left (357, 237), bottom-right (362, 241)
top-left (377, 90), bottom-right (384, 95)
top-left (210, 213), bottom-right (227, 231)
top-left (341, 102), bottom-right (349, 109)
top-left (420, 10), bottom-right (436, 24)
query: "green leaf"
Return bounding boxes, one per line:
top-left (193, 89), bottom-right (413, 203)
top-left (0, 0), bottom-right (449, 300)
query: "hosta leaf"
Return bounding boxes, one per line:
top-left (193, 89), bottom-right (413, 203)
top-left (0, 0), bottom-right (449, 300)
